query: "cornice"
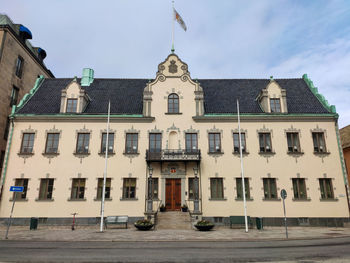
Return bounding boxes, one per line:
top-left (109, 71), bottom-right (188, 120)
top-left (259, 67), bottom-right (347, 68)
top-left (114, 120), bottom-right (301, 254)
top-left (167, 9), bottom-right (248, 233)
top-left (193, 114), bottom-right (337, 123)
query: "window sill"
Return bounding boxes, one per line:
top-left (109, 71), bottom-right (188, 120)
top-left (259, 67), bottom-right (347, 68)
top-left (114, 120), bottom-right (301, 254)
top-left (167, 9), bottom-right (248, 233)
top-left (123, 152), bottom-right (139, 155)
top-left (235, 198), bottom-right (253, 201)
top-left (98, 152), bottom-right (115, 157)
top-left (9, 198), bottom-right (28, 202)
top-left (287, 151), bottom-right (304, 155)
top-left (120, 198), bottom-right (138, 201)
top-left (259, 151), bottom-right (276, 155)
top-left (314, 151), bottom-right (330, 155)
top-left (292, 198), bottom-right (311, 201)
top-left (42, 152), bottom-right (59, 157)
top-left (165, 112), bottom-right (182, 115)
top-left (262, 198), bottom-right (281, 201)
top-left (73, 152), bottom-right (90, 156)
top-left (68, 198), bottom-right (87, 201)
top-left (209, 198), bottom-right (227, 201)
top-left (18, 152), bottom-right (34, 156)
top-left (94, 198), bottom-right (113, 201)
top-left (232, 151), bottom-right (249, 155)
top-left (208, 151), bottom-right (224, 155)
top-left (320, 198), bottom-right (338, 202)
top-left (35, 198), bottom-right (54, 202)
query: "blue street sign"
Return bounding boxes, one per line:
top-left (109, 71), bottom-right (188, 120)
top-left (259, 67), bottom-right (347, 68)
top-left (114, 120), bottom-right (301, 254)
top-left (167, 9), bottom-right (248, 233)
top-left (10, 186), bottom-right (24, 192)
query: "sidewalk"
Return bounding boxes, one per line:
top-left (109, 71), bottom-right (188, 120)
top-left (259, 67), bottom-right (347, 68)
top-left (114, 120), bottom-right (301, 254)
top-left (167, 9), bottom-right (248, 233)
top-left (1, 225), bottom-right (350, 242)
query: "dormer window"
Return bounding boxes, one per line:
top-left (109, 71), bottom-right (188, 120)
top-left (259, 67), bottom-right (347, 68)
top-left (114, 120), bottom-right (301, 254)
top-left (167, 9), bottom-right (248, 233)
top-left (168, 93), bottom-right (179, 113)
top-left (270, 98), bottom-right (281, 113)
top-left (66, 99), bottom-right (77, 113)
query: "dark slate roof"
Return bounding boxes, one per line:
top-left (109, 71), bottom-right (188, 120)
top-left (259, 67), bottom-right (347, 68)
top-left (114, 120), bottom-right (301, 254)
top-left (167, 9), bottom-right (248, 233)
top-left (17, 78), bottom-right (330, 115)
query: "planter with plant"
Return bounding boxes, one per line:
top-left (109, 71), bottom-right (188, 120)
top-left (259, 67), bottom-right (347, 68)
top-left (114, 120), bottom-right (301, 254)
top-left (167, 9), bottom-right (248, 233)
top-left (159, 204), bottom-right (166, 212)
top-left (194, 219), bottom-right (214, 231)
top-left (181, 204), bottom-right (188, 212)
top-left (134, 219), bottom-right (154, 231)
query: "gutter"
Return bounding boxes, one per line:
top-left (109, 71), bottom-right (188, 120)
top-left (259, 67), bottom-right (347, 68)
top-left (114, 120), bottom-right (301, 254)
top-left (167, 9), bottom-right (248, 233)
top-left (0, 114), bottom-right (14, 200)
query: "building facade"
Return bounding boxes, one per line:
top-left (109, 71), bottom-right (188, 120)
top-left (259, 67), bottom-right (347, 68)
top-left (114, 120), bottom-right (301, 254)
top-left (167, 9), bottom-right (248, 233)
top-left (0, 14), bottom-right (53, 180)
top-left (0, 54), bottom-right (348, 226)
top-left (340, 125), bottom-right (350, 200)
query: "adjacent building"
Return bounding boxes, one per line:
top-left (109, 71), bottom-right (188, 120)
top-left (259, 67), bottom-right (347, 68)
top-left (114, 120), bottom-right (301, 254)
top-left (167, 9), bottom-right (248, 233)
top-left (340, 125), bottom-right (350, 202)
top-left (0, 53), bottom-right (348, 226)
top-left (0, 14), bottom-right (54, 182)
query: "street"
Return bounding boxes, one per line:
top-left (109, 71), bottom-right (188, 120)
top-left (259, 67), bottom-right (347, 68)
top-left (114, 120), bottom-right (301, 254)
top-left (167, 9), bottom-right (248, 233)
top-left (1, 237), bottom-right (350, 262)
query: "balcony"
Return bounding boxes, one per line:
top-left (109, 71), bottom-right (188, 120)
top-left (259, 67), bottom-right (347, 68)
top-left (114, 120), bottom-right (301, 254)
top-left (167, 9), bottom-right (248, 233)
top-left (146, 149), bottom-right (201, 162)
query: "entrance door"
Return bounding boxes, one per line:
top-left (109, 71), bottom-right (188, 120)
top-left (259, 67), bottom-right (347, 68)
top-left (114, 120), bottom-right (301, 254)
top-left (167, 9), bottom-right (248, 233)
top-left (165, 179), bottom-right (181, 211)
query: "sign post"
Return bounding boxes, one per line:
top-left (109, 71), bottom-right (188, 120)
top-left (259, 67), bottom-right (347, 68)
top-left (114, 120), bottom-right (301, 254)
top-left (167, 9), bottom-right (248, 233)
top-left (281, 189), bottom-right (288, 239)
top-left (5, 186), bottom-right (24, 239)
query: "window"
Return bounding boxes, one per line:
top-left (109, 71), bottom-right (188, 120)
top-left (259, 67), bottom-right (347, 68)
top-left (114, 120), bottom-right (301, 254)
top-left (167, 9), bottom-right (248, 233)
top-left (38, 179), bottom-right (54, 200)
top-left (149, 133), bottom-right (162, 153)
top-left (233, 133), bottom-right (246, 153)
top-left (292, 178), bottom-right (307, 199)
top-left (71, 178), bottom-right (86, 200)
top-left (270, 98), bottom-right (281, 113)
top-left (188, 178), bottom-right (194, 199)
top-left (263, 178), bottom-right (277, 199)
top-left (210, 178), bottom-right (224, 199)
top-left (123, 178), bottom-right (136, 199)
top-left (14, 178), bottom-right (28, 200)
top-left (0, 151), bottom-right (5, 169)
top-left (236, 178), bottom-right (250, 199)
top-left (209, 133), bottom-right (221, 153)
top-left (97, 178), bottom-right (111, 199)
top-left (185, 133), bottom-right (198, 153)
top-left (312, 132), bottom-right (326, 152)
top-left (4, 117), bottom-right (10, 140)
top-left (10, 86), bottom-right (19, 106)
top-left (287, 133), bottom-right (300, 152)
top-left (66, 99), bottom-right (78, 113)
top-left (45, 133), bottom-right (59, 154)
top-left (125, 133), bottom-right (138, 153)
top-left (150, 178), bottom-right (158, 199)
top-left (319, 178), bottom-right (334, 199)
top-left (15, 56), bottom-right (24, 78)
top-left (76, 133), bottom-right (90, 154)
top-left (20, 133), bottom-right (35, 154)
top-left (259, 133), bottom-right (272, 152)
top-left (101, 133), bottom-right (114, 154)
top-left (168, 93), bottom-right (179, 113)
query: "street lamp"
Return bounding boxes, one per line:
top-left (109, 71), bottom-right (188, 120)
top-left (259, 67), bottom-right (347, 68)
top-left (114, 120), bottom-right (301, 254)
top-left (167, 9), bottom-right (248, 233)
top-left (193, 166), bottom-right (200, 213)
top-left (147, 166), bottom-right (153, 212)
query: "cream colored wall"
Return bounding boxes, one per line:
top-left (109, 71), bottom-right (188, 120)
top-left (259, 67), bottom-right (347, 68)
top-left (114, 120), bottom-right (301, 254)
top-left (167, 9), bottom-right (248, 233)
top-left (0, 54), bottom-right (348, 219)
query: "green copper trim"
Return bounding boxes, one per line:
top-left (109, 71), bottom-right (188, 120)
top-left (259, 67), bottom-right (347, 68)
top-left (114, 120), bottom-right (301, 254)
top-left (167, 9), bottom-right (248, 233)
top-left (203, 113), bottom-right (337, 117)
top-left (13, 113), bottom-right (145, 118)
top-left (302, 74), bottom-right (336, 113)
top-left (14, 75), bottom-right (45, 114)
top-left (0, 117), bottom-right (14, 193)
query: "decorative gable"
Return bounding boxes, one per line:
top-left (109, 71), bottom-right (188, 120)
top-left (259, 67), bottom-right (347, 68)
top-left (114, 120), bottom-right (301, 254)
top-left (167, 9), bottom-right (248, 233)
top-left (60, 77), bottom-right (90, 114)
top-left (257, 77), bottom-right (288, 113)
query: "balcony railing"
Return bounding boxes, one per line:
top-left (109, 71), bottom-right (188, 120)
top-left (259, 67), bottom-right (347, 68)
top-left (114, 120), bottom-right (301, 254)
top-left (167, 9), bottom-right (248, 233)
top-left (146, 149), bottom-right (201, 162)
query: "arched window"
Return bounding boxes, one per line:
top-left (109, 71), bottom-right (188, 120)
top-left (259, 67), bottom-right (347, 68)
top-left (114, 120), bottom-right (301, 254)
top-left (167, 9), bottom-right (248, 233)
top-left (168, 93), bottom-right (179, 113)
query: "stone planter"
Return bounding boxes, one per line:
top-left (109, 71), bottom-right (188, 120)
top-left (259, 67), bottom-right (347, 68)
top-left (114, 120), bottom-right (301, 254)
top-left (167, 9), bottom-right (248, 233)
top-left (134, 224), bottom-right (154, 231)
top-left (194, 224), bottom-right (214, 231)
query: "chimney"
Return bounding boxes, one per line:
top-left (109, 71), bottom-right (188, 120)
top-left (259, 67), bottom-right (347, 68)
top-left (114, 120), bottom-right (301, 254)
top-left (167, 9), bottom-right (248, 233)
top-left (81, 68), bottom-right (94, 86)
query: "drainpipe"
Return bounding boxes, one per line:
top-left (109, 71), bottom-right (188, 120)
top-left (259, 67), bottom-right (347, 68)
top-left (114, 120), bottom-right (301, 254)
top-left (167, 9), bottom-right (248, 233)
top-left (0, 110), bottom-right (15, 201)
top-left (335, 120), bottom-right (350, 214)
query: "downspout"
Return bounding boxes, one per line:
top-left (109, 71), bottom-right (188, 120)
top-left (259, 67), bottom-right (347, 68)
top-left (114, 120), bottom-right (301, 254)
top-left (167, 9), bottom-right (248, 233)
top-left (0, 108), bottom-right (15, 200)
top-left (335, 120), bottom-right (350, 214)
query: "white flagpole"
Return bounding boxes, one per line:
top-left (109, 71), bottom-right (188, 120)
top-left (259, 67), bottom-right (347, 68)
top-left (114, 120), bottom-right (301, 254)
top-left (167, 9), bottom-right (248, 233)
top-left (171, 0), bottom-right (175, 52)
top-left (100, 100), bottom-right (111, 232)
top-left (237, 99), bottom-right (248, 233)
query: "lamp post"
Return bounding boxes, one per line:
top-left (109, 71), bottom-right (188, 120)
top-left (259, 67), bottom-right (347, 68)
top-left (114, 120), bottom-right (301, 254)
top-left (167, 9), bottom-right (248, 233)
top-left (193, 166), bottom-right (200, 213)
top-left (147, 166), bottom-right (153, 212)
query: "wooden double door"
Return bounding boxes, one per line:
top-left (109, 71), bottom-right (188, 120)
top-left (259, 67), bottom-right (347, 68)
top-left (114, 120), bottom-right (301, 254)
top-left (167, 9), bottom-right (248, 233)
top-left (165, 179), bottom-right (181, 211)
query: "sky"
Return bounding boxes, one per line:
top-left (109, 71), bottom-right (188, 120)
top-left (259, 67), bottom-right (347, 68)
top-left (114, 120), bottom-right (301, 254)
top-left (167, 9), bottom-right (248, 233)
top-left (2, 0), bottom-right (350, 128)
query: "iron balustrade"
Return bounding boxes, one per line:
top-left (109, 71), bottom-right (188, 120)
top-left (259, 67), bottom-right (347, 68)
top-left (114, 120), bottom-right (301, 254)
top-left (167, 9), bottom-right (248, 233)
top-left (146, 149), bottom-right (201, 162)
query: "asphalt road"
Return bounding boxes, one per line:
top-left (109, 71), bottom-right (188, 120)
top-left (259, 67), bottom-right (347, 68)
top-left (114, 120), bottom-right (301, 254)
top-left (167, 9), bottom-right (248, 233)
top-left (1, 237), bottom-right (350, 262)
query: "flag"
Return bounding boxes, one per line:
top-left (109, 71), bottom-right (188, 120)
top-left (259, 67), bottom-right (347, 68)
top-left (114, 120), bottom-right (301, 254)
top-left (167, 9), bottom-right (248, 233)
top-left (173, 8), bottom-right (187, 31)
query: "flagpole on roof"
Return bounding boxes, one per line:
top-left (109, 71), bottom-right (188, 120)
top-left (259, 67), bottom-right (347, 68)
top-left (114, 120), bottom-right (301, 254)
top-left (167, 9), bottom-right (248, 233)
top-left (171, 0), bottom-right (175, 53)
top-left (237, 99), bottom-right (249, 233)
top-left (100, 100), bottom-right (111, 232)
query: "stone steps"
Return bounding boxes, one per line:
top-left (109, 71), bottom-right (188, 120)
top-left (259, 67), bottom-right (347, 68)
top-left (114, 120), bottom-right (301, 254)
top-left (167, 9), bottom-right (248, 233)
top-left (156, 211), bottom-right (192, 230)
